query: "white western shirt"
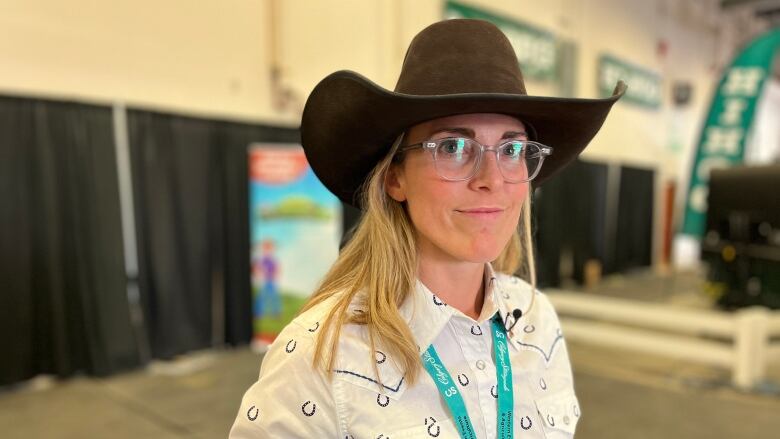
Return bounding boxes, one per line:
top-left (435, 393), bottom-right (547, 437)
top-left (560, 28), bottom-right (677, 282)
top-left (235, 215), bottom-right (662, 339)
top-left (230, 264), bottom-right (580, 438)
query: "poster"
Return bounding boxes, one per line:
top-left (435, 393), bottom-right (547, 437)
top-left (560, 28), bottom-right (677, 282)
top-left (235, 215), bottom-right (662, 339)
top-left (248, 144), bottom-right (341, 348)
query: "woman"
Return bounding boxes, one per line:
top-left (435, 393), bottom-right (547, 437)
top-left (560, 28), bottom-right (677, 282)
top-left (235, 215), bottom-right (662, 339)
top-left (231, 19), bottom-right (624, 438)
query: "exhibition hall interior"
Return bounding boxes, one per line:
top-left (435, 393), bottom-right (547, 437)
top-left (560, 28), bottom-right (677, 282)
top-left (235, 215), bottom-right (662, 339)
top-left (1, 0), bottom-right (779, 437)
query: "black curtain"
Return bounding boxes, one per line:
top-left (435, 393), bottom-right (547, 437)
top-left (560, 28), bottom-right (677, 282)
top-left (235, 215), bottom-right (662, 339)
top-left (613, 165), bottom-right (654, 272)
top-left (340, 202), bottom-right (362, 249)
top-left (127, 110), bottom-right (299, 359)
top-left (568, 161), bottom-right (608, 281)
top-left (533, 173), bottom-right (567, 287)
top-left (0, 96), bottom-right (139, 385)
top-left (533, 160), bottom-right (608, 287)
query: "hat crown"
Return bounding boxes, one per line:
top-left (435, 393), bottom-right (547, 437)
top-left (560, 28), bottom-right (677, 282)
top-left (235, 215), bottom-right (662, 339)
top-left (394, 19), bottom-right (527, 96)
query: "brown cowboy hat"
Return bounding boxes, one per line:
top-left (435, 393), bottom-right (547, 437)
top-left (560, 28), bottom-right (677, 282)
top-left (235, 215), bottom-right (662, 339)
top-left (301, 18), bottom-right (626, 207)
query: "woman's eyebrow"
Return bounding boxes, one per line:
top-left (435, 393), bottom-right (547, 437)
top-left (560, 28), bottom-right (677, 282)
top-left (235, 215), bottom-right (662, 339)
top-left (428, 127), bottom-right (527, 139)
top-left (429, 127), bottom-right (474, 138)
top-left (502, 131), bottom-right (528, 139)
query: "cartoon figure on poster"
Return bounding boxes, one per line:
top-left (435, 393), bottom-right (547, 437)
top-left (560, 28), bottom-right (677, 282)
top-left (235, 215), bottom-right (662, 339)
top-left (249, 145), bottom-right (341, 347)
top-left (252, 239), bottom-right (280, 318)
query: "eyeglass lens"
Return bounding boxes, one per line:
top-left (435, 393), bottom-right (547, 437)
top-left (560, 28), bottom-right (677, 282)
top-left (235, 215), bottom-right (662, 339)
top-left (432, 138), bottom-right (543, 182)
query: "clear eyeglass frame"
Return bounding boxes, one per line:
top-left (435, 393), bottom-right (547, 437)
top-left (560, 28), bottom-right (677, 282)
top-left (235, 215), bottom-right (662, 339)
top-left (397, 137), bottom-right (553, 183)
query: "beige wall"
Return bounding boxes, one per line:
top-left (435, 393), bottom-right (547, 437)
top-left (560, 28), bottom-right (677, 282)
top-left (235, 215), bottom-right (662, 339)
top-left (0, 0), bottom-right (725, 169)
top-left (1, 0), bottom-right (753, 266)
top-left (0, 0), bottom-right (279, 123)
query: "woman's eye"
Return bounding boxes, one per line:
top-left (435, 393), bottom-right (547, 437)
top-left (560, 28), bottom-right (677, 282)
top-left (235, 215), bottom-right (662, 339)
top-left (442, 142), bottom-right (459, 153)
top-left (439, 139), bottom-right (469, 156)
top-left (502, 142), bottom-right (523, 158)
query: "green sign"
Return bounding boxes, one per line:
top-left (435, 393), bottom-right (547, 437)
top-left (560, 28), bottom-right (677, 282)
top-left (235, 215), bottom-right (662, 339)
top-left (445, 1), bottom-right (557, 80)
top-left (598, 54), bottom-right (661, 108)
top-left (681, 28), bottom-right (780, 238)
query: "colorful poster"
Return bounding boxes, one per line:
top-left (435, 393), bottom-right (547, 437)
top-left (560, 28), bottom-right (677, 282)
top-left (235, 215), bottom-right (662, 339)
top-left (248, 144), bottom-right (341, 348)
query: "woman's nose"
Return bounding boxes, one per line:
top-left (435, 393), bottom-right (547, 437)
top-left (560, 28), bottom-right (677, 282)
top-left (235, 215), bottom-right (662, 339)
top-left (469, 149), bottom-right (504, 189)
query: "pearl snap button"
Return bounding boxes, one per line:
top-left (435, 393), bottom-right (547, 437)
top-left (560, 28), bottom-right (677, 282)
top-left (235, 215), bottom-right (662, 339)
top-left (476, 360), bottom-right (486, 370)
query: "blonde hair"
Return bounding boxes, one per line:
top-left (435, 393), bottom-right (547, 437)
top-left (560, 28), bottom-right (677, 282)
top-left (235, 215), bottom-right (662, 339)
top-left (300, 134), bottom-right (537, 387)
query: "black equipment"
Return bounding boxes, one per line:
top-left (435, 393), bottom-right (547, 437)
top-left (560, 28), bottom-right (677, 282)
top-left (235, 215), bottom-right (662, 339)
top-left (701, 164), bottom-right (780, 309)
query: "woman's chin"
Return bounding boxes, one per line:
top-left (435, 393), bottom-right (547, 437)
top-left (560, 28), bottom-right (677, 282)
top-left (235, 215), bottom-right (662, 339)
top-left (458, 242), bottom-right (505, 264)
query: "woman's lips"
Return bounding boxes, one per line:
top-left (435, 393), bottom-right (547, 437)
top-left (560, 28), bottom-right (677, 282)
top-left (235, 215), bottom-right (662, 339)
top-left (455, 207), bottom-right (504, 218)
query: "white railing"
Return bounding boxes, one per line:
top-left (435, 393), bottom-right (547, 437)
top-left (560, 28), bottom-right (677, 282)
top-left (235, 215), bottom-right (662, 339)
top-left (547, 291), bottom-right (780, 390)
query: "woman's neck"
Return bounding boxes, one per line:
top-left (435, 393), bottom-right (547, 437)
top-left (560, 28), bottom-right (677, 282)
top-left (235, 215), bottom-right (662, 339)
top-left (417, 254), bottom-right (486, 320)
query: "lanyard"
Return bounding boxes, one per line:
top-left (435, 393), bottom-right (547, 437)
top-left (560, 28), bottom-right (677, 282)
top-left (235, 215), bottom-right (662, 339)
top-left (421, 313), bottom-right (514, 439)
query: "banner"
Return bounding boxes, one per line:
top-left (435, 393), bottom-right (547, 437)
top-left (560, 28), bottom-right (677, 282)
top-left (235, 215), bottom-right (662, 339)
top-left (598, 54), bottom-right (661, 108)
top-left (248, 145), bottom-right (341, 346)
top-left (681, 29), bottom-right (780, 238)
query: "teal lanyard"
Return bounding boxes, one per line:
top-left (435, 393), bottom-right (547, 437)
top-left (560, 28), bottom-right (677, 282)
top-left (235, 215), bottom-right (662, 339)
top-left (421, 314), bottom-right (514, 439)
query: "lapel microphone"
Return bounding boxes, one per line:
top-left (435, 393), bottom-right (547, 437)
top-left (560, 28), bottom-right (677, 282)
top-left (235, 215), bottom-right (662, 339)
top-left (494, 309), bottom-right (523, 332)
top-left (505, 309), bottom-right (523, 332)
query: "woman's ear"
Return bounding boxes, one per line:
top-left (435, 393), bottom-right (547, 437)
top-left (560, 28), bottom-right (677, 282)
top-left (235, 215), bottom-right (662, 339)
top-left (385, 163), bottom-right (407, 202)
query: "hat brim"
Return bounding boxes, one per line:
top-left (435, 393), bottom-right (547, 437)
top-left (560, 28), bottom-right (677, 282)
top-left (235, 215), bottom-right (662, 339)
top-left (301, 70), bottom-right (626, 207)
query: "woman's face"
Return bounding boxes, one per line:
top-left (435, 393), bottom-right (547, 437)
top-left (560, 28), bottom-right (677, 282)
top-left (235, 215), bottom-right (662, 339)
top-left (386, 113), bottom-right (529, 265)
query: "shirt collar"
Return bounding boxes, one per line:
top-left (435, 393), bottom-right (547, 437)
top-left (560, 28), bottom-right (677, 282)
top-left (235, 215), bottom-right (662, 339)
top-left (399, 263), bottom-right (521, 351)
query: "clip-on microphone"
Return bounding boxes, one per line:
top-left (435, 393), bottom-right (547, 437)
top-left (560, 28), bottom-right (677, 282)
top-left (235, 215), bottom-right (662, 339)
top-left (506, 308), bottom-right (523, 332)
top-left (494, 308), bottom-right (523, 333)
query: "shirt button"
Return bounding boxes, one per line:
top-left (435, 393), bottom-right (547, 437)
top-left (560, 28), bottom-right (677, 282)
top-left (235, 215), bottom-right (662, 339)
top-left (476, 360), bottom-right (486, 370)
top-left (564, 415), bottom-right (570, 425)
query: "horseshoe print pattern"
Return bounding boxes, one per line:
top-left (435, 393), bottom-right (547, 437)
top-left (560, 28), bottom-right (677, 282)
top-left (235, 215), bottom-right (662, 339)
top-left (301, 400), bottom-right (317, 416)
top-left (232, 270), bottom-right (579, 438)
top-left (246, 405), bottom-right (259, 421)
top-left (285, 339), bottom-right (296, 353)
top-left (425, 416), bottom-right (440, 437)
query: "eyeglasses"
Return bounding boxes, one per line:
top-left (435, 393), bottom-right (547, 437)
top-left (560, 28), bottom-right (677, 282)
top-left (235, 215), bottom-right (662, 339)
top-left (397, 137), bottom-right (553, 183)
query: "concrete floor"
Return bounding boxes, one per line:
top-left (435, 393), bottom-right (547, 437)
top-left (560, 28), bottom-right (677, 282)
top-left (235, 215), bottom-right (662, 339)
top-left (0, 349), bottom-right (258, 439)
top-left (2, 344), bottom-right (779, 438)
top-left (2, 269), bottom-right (779, 438)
